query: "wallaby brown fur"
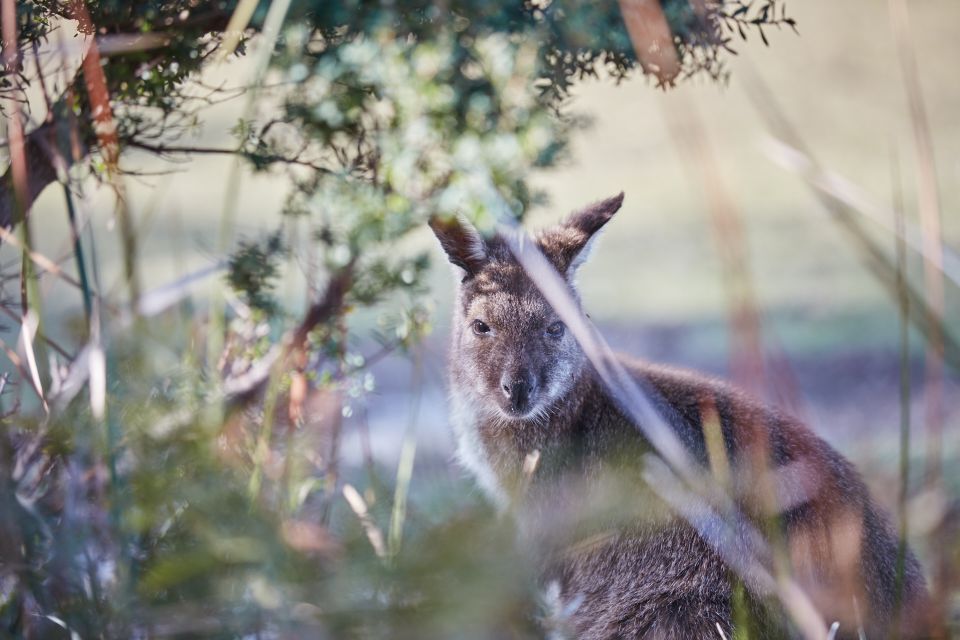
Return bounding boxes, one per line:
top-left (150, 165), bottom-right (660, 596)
top-left (429, 193), bottom-right (929, 639)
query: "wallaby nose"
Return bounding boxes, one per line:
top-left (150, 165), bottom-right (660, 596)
top-left (500, 371), bottom-right (535, 413)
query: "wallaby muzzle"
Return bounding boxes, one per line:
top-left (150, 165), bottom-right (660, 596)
top-left (500, 369), bottom-right (536, 415)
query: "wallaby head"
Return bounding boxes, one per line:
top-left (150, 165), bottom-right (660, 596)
top-left (429, 193), bottom-right (624, 423)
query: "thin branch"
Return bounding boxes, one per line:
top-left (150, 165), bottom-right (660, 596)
top-left (0, 226), bottom-right (121, 318)
top-left (123, 139), bottom-right (333, 173)
top-left (225, 264), bottom-right (355, 401)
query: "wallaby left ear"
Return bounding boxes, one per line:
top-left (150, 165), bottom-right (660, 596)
top-left (538, 192), bottom-right (624, 275)
top-left (428, 214), bottom-right (490, 278)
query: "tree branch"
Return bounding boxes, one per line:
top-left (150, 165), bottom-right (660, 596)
top-left (224, 264), bottom-right (355, 403)
top-left (124, 139), bottom-right (333, 174)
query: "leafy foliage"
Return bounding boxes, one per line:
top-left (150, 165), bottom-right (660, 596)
top-left (227, 232), bottom-right (285, 313)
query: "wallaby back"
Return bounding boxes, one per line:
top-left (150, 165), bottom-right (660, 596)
top-left (429, 193), bottom-right (929, 639)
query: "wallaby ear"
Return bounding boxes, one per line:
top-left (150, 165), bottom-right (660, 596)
top-left (539, 192), bottom-right (624, 275)
top-left (428, 214), bottom-right (489, 277)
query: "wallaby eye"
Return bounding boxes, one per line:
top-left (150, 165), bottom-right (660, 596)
top-left (546, 321), bottom-right (564, 338)
top-left (472, 319), bottom-right (491, 335)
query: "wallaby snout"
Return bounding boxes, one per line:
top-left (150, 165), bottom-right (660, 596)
top-left (500, 369), bottom-right (536, 415)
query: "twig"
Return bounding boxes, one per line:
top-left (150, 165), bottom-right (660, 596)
top-left (124, 140), bottom-right (333, 174)
top-left (0, 226), bottom-right (87, 292)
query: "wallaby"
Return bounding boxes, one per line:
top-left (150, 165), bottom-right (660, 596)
top-left (429, 193), bottom-right (929, 639)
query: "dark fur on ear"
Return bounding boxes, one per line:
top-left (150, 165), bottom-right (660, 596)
top-left (538, 191), bottom-right (624, 274)
top-left (428, 215), bottom-right (489, 276)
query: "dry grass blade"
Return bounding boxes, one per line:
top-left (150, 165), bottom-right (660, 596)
top-left (891, 152), bottom-right (913, 639)
top-left (208, 0), bottom-right (295, 376)
top-left (763, 138), bottom-right (960, 289)
top-left (700, 398), bottom-right (732, 489)
top-left (50, 345), bottom-right (91, 411)
top-left (388, 348), bottom-right (423, 559)
top-left (665, 101), bottom-right (767, 396)
top-left (31, 26), bottom-right (177, 61)
top-left (0, 302), bottom-right (71, 359)
top-left (95, 32), bottom-right (172, 56)
top-left (221, 345), bottom-right (281, 397)
top-left (0, 333), bottom-right (45, 405)
top-left (716, 622), bottom-right (729, 639)
top-left (343, 483), bottom-right (386, 559)
top-left (826, 621), bottom-right (840, 640)
top-left (664, 101), bottom-right (809, 604)
top-left (89, 343), bottom-right (105, 421)
top-left (68, 1), bottom-right (140, 306)
top-left (889, 0), bottom-right (948, 624)
top-left (664, 104), bottom-right (804, 581)
top-left (747, 72), bottom-right (960, 373)
top-left (499, 226), bottom-right (693, 478)
top-left (18, 311), bottom-right (47, 413)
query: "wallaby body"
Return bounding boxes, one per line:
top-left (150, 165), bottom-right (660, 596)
top-left (430, 193), bottom-right (928, 639)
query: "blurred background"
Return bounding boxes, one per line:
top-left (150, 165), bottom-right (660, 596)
top-left (1, 0), bottom-right (957, 636)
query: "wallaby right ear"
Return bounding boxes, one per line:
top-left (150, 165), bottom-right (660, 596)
top-left (428, 215), bottom-right (489, 277)
top-left (538, 192), bottom-right (624, 275)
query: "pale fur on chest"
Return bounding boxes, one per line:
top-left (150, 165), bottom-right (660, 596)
top-left (449, 389), bottom-right (511, 509)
